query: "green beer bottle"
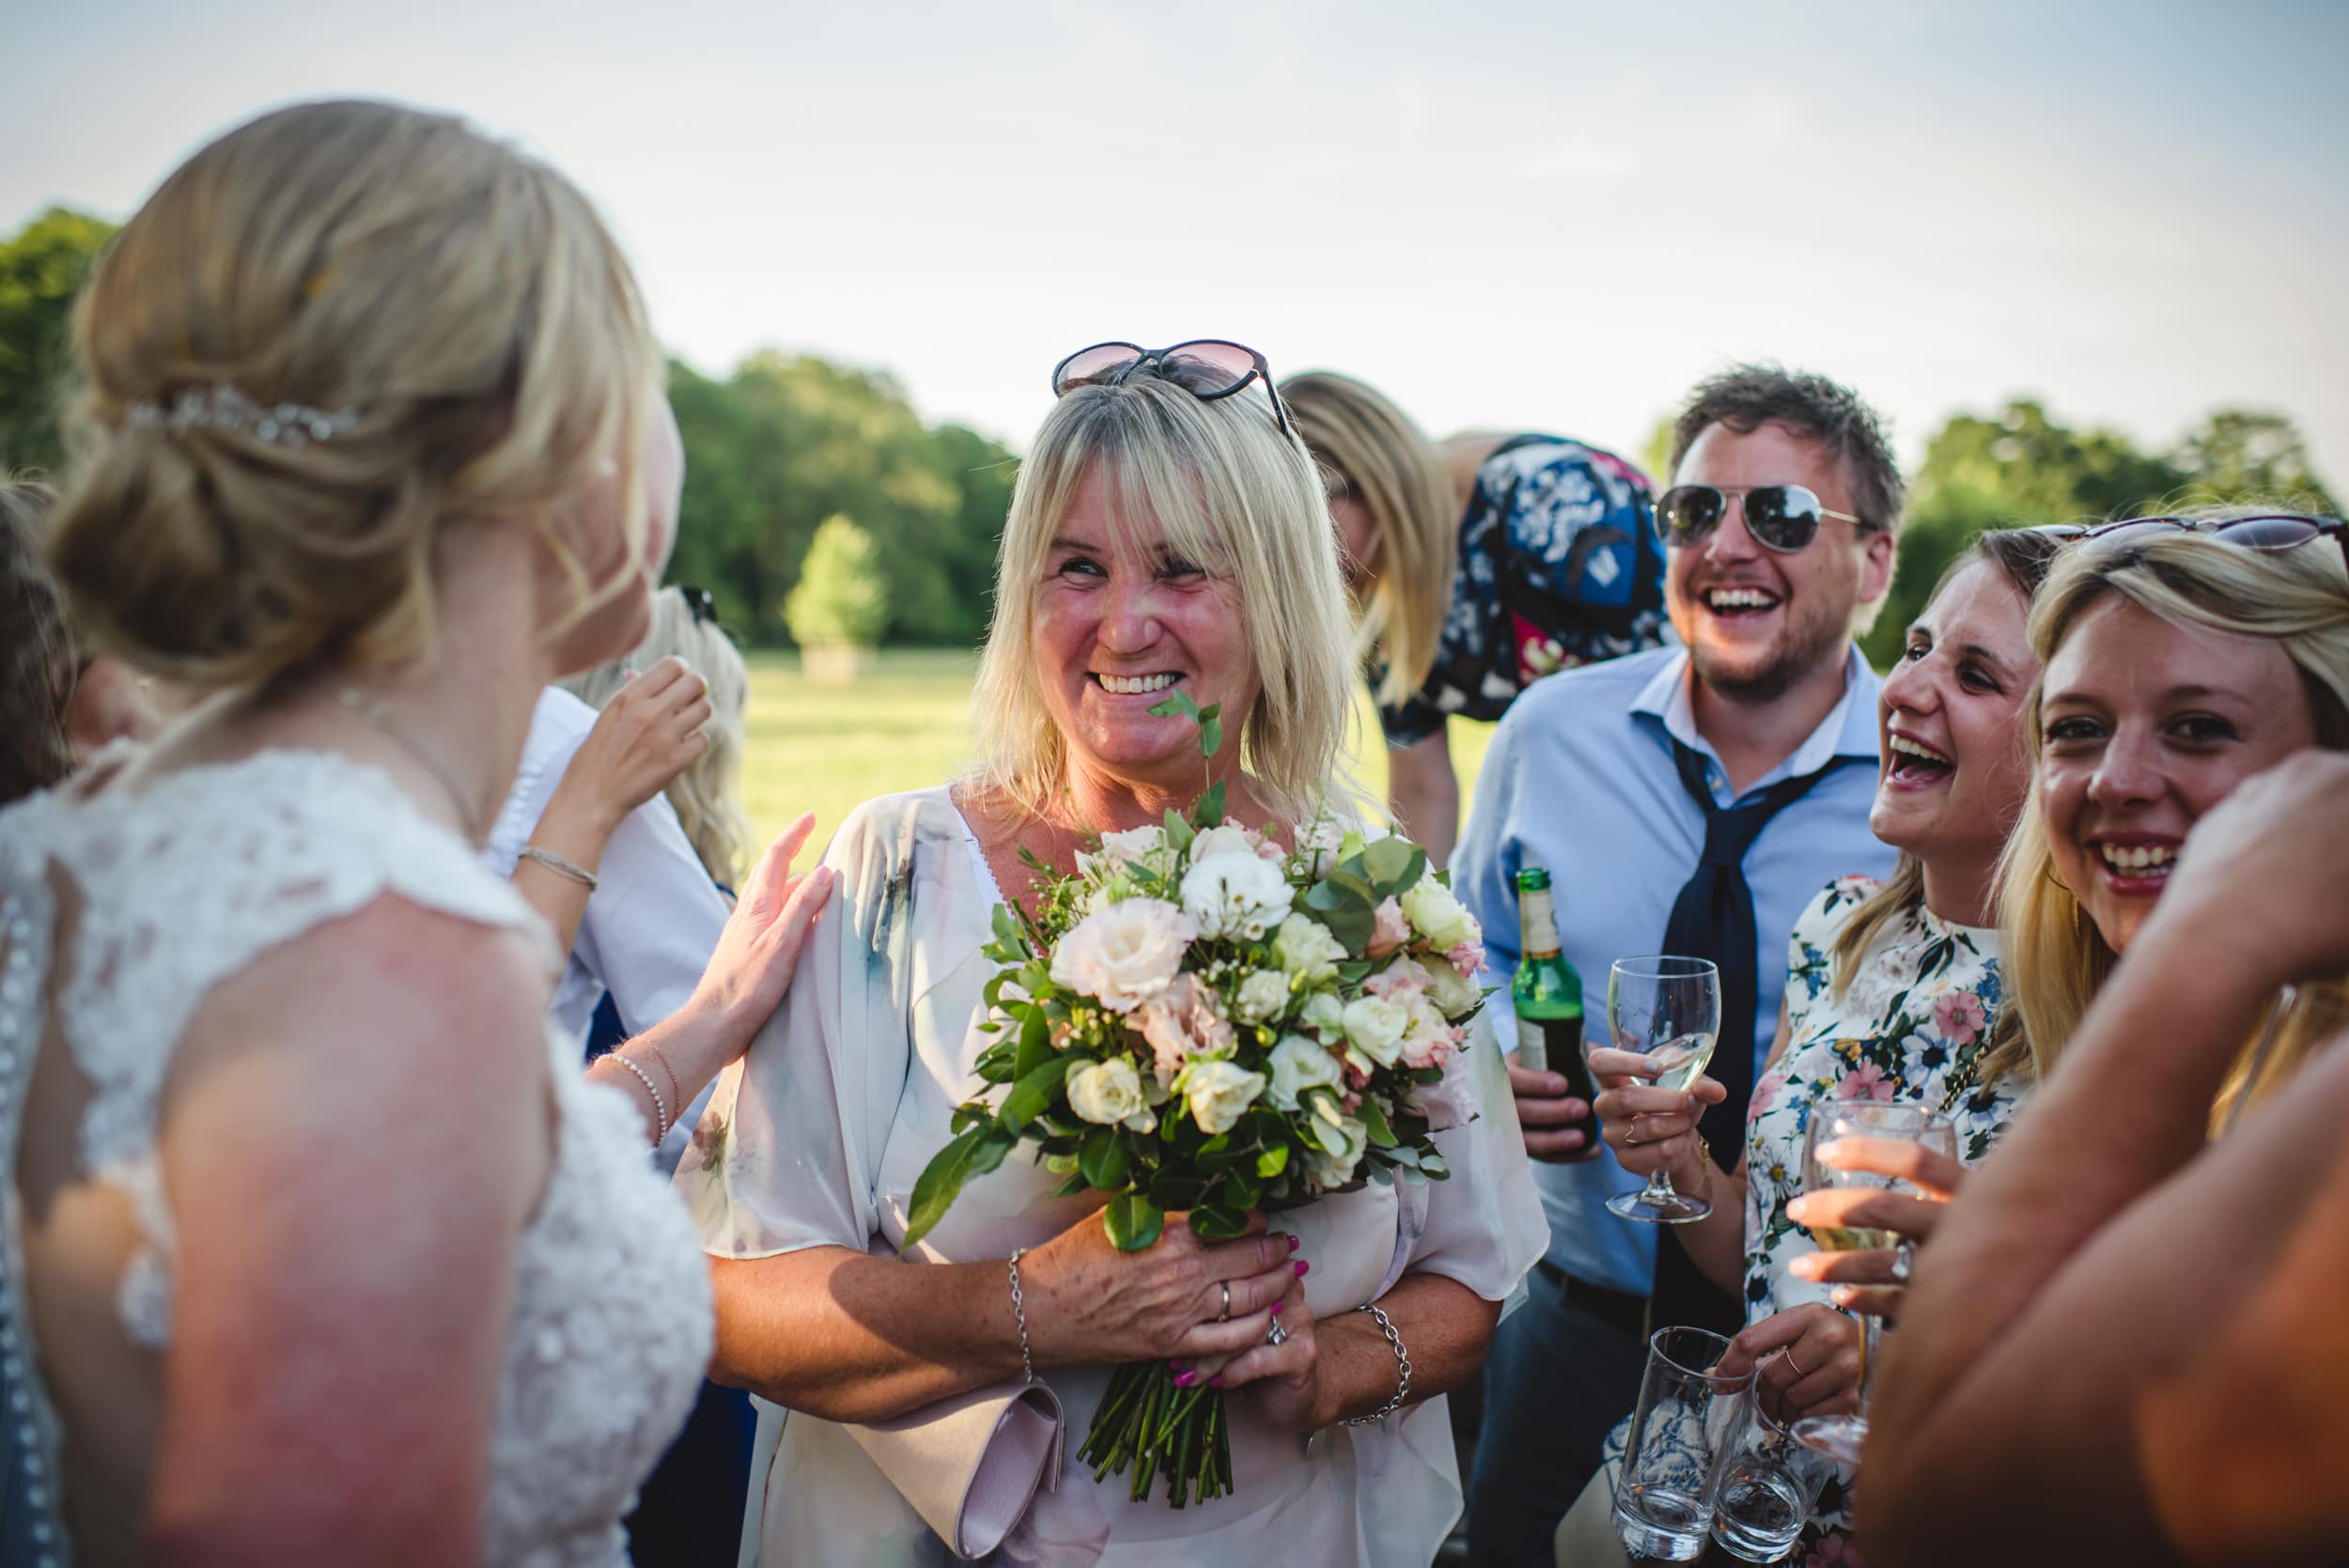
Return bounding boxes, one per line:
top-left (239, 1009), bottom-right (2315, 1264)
top-left (1513, 867), bottom-right (1599, 1159)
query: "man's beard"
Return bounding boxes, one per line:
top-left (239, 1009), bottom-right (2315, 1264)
top-left (1687, 598), bottom-right (1849, 706)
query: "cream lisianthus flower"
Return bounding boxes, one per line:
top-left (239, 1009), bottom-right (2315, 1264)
top-left (1400, 877), bottom-right (1480, 953)
top-left (1066, 1057), bottom-right (1158, 1131)
top-left (1179, 854), bottom-right (1295, 942)
top-left (1050, 897), bottom-right (1196, 1014)
top-left (1300, 990), bottom-right (1346, 1044)
top-left (1423, 960), bottom-right (1485, 1021)
top-left (1079, 824), bottom-right (1172, 879)
top-left (1341, 995), bottom-right (1411, 1067)
top-left (1188, 824), bottom-right (1257, 865)
top-left (1234, 968), bottom-right (1292, 1025)
top-left (1272, 914), bottom-right (1348, 985)
top-left (1304, 1111), bottom-right (1369, 1188)
top-left (1177, 1059), bottom-right (1268, 1135)
top-left (1267, 1033), bottom-right (1345, 1111)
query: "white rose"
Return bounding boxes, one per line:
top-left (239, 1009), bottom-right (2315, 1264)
top-left (1234, 968), bottom-right (1292, 1025)
top-left (1271, 914), bottom-right (1348, 984)
top-left (1179, 853), bottom-right (1295, 942)
top-left (1267, 1033), bottom-right (1345, 1111)
top-left (1076, 825), bottom-right (1169, 881)
top-left (1399, 877), bottom-right (1480, 953)
top-left (1049, 897), bottom-right (1197, 1014)
top-left (1304, 1111), bottom-right (1368, 1189)
top-left (1300, 991), bottom-right (1346, 1043)
top-left (1178, 1059), bottom-right (1268, 1135)
top-left (1066, 1056), bottom-right (1155, 1130)
top-left (1423, 961), bottom-right (1485, 1021)
top-left (1342, 995), bottom-right (1411, 1067)
top-left (1188, 824), bottom-right (1258, 865)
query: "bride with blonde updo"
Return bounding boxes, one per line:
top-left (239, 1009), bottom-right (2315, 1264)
top-left (0, 100), bottom-right (828, 1566)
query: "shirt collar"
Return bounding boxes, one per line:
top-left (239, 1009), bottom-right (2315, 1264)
top-left (1631, 644), bottom-right (1881, 800)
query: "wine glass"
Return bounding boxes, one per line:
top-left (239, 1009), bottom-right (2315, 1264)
top-left (1599, 956), bottom-right (1723, 1223)
top-left (1786, 1101), bottom-right (1958, 1464)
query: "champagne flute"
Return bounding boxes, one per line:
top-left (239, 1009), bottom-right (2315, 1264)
top-left (1600, 956), bottom-right (1723, 1223)
top-left (1786, 1101), bottom-right (1958, 1464)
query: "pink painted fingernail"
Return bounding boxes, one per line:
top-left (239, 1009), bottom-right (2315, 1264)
top-left (1170, 1358), bottom-right (1192, 1375)
top-left (1295, 1260), bottom-right (1310, 1277)
top-left (1271, 1300), bottom-right (1283, 1315)
top-left (1286, 1234), bottom-right (1301, 1253)
top-left (1208, 1375), bottom-right (1223, 1389)
top-left (1173, 1369), bottom-right (1198, 1388)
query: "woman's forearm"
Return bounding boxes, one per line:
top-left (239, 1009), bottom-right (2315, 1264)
top-left (1313, 1272), bottom-right (1497, 1427)
top-left (509, 781), bottom-right (623, 958)
top-left (708, 1247), bottom-right (1032, 1423)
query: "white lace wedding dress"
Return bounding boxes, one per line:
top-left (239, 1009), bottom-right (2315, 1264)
top-left (0, 750), bottom-right (712, 1567)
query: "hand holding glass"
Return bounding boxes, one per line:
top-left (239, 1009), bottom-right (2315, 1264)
top-left (1599, 956), bottom-right (1723, 1223)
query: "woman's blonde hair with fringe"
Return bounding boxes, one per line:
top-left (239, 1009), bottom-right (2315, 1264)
top-left (48, 99), bottom-right (665, 691)
top-left (1281, 372), bottom-right (1459, 709)
top-left (1989, 510), bottom-right (2349, 1123)
top-left (968, 368), bottom-right (1357, 826)
top-left (562, 587), bottom-right (755, 889)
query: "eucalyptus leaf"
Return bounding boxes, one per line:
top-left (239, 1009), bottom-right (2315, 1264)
top-left (1255, 1144), bottom-right (1290, 1179)
top-left (1147, 691), bottom-right (1201, 722)
top-left (1358, 1097), bottom-right (1397, 1147)
top-left (1195, 780), bottom-right (1226, 830)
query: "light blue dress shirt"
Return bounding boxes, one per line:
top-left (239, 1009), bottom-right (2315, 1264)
top-left (1452, 643), bottom-right (1897, 1296)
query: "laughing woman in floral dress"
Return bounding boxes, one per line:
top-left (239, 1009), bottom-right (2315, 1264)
top-left (1559, 527), bottom-right (2062, 1564)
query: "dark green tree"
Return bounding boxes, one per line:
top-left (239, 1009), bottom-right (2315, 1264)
top-left (0, 208), bottom-right (117, 474)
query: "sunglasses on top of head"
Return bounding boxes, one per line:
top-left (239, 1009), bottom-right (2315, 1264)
top-left (1656, 483), bottom-right (1868, 555)
top-left (2026, 513), bottom-right (2349, 575)
top-left (1050, 339), bottom-right (1294, 441)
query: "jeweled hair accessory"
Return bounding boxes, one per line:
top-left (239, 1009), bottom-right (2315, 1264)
top-left (124, 383), bottom-right (359, 449)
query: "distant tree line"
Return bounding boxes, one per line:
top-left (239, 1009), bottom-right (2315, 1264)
top-left (4, 207), bottom-right (2335, 660)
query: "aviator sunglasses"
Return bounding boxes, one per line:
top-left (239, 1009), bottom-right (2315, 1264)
top-left (2029, 513), bottom-right (2348, 575)
top-left (1050, 339), bottom-right (1294, 441)
top-left (1656, 483), bottom-right (1868, 555)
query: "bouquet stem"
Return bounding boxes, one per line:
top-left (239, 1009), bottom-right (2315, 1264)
top-left (1078, 1359), bottom-right (1234, 1509)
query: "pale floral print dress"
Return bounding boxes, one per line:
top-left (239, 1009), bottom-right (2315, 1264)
top-left (1744, 874), bottom-right (2026, 1564)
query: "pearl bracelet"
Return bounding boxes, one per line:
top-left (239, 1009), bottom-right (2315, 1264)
top-left (607, 1051), bottom-right (671, 1142)
top-left (1344, 1301), bottom-right (1411, 1426)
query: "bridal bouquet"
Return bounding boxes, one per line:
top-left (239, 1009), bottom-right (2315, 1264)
top-left (900, 694), bottom-right (1488, 1507)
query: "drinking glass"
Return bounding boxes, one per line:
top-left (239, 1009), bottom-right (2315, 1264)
top-left (1613, 1326), bottom-right (1753, 1561)
top-left (1600, 955), bottom-right (1723, 1222)
top-left (1786, 1101), bottom-right (1958, 1463)
top-left (1705, 1389), bottom-right (1838, 1561)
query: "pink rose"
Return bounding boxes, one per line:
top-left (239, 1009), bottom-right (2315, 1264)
top-left (1834, 1062), bottom-right (1896, 1102)
top-left (1049, 897), bottom-right (1196, 1014)
top-left (1932, 989), bottom-right (1986, 1047)
top-left (1399, 997), bottom-right (1458, 1071)
top-left (1445, 939), bottom-right (1485, 979)
top-left (1368, 896), bottom-right (1410, 958)
top-left (1407, 1050), bottom-right (1480, 1132)
top-left (1133, 972), bottom-right (1233, 1087)
top-left (1365, 955), bottom-right (1435, 1001)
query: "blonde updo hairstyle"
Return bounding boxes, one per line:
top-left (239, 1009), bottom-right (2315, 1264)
top-left (561, 587), bottom-right (754, 888)
top-left (1991, 510), bottom-right (2349, 1122)
top-left (970, 367), bottom-right (1358, 824)
top-left (49, 99), bottom-right (664, 691)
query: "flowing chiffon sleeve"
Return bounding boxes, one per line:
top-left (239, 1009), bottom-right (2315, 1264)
top-left (677, 792), bottom-right (933, 1260)
top-left (1403, 1006), bottom-right (1550, 1304)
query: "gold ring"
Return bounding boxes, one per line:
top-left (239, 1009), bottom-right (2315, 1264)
top-left (1219, 1281), bottom-right (1231, 1323)
top-left (1782, 1349), bottom-right (1804, 1380)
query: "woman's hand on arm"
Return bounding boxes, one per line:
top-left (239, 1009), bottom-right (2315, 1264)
top-left (511, 660), bottom-right (712, 952)
top-left (708, 1212), bottom-right (1301, 1424)
top-left (1588, 1047), bottom-right (1746, 1291)
top-left (148, 905), bottom-right (552, 1567)
top-left (608, 814), bottom-right (832, 1139)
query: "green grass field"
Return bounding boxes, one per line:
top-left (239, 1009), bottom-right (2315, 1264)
top-left (739, 648), bottom-right (1496, 849)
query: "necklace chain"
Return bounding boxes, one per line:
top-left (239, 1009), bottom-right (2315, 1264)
top-left (336, 688), bottom-right (483, 841)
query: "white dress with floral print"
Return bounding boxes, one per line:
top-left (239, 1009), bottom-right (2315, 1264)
top-left (1742, 875), bottom-right (2023, 1563)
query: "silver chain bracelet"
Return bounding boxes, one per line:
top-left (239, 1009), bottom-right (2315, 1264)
top-left (1007, 1248), bottom-right (1035, 1384)
top-left (1345, 1301), bottom-right (1411, 1426)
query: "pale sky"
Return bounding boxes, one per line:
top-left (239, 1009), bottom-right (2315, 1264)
top-left (11, 0), bottom-right (2347, 489)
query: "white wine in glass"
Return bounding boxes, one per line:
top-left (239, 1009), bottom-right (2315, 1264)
top-left (1788, 1102), bottom-right (1958, 1464)
top-left (1600, 956), bottom-right (1723, 1225)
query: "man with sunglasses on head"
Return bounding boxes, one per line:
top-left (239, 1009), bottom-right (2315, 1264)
top-left (1451, 365), bottom-right (1903, 1566)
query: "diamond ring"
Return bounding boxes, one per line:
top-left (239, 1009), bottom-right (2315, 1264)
top-left (1890, 1239), bottom-right (1916, 1284)
top-left (1267, 1319), bottom-right (1288, 1346)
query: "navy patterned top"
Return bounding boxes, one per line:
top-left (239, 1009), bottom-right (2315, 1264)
top-left (1376, 434), bottom-right (1668, 748)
